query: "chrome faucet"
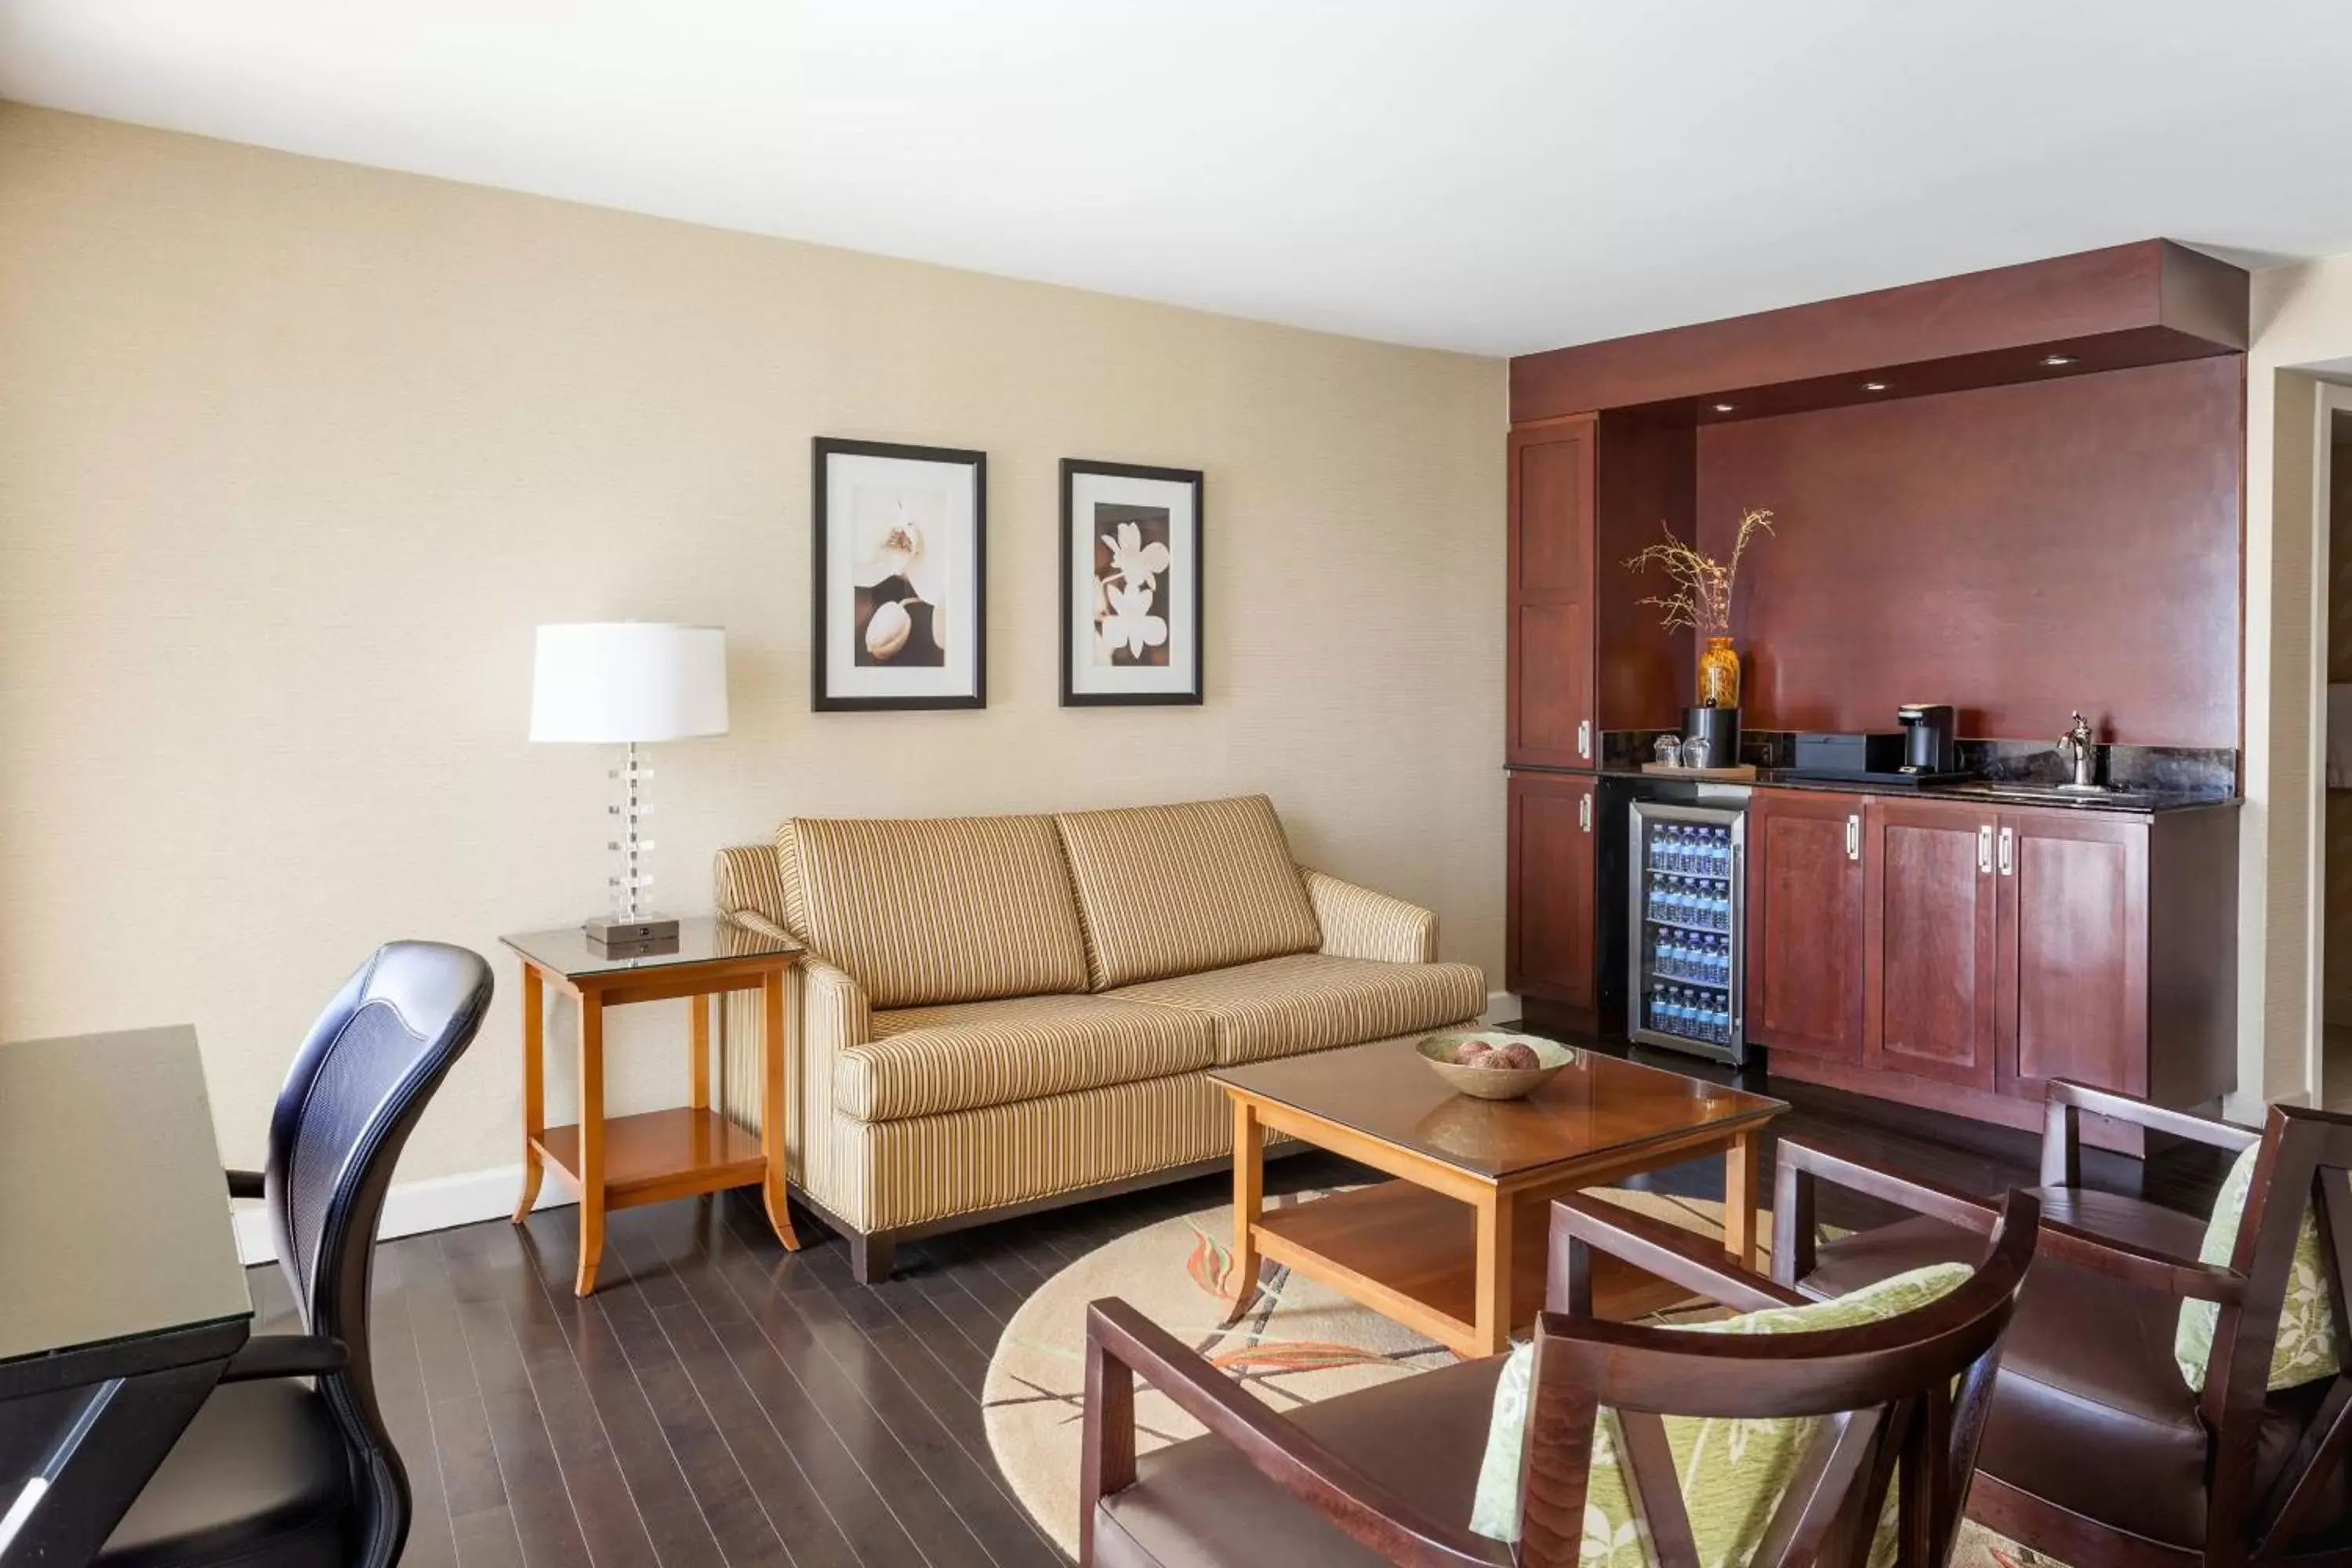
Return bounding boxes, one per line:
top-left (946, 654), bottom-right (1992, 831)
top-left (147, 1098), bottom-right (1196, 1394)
top-left (2056, 711), bottom-right (2102, 793)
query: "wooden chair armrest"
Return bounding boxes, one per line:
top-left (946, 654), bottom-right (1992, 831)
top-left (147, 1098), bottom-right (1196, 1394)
top-left (2041, 1081), bottom-right (2259, 1186)
top-left (1546, 1192), bottom-right (1806, 1316)
top-left (1773, 1134), bottom-right (2245, 1305)
top-left (224, 1168), bottom-right (265, 1200)
top-left (1081, 1299), bottom-right (1508, 1568)
top-left (1771, 1136), bottom-right (2000, 1285)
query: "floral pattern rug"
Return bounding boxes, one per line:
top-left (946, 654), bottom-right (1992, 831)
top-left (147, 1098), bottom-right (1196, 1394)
top-left (980, 1186), bottom-right (2066, 1566)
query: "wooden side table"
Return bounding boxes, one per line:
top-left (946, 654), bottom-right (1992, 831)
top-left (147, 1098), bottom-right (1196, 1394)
top-left (500, 916), bottom-right (802, 1294)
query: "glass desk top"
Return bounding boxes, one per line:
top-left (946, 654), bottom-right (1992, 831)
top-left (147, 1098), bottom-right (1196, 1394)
top-left (499, 916), bottom-right (800, 981)
top-left (0, 1025), bottom-right (253, 1367)
top-left (1210, 1035), bottom-right (1786, 1180)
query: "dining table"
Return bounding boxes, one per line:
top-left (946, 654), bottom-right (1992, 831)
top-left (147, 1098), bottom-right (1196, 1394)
top-left (0, 1025), bottom-right (252, 1564)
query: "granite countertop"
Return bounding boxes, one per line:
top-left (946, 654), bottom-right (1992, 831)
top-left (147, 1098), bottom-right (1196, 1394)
top-left (1597, 765), bottom-right (2238, 815)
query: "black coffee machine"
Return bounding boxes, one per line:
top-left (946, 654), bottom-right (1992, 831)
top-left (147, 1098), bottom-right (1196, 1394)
top-left (1896, 702), bottom-right (1958, 775)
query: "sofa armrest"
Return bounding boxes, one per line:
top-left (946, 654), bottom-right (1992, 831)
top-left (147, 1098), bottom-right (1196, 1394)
top-left (727, 908), bottom-right (796, 945)
top-left (800, 954), bottom-right (872, 1054)
top-left (1304, 870), bottom-right (1437, 964)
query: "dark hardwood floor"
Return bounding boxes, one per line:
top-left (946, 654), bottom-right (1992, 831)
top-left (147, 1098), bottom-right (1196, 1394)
top-left (281, 1044), bottom-right (2237, 1568)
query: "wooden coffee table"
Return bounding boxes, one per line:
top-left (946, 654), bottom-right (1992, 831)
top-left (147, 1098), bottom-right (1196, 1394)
top-left (1211, 1036), bottom-right (1786, 1356)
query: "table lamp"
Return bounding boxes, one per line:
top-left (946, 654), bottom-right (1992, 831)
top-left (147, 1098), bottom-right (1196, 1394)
top-left (530, 622), bottom-right (728, 946)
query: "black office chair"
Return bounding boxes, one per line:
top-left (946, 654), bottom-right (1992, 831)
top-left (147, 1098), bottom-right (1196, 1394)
top-left (99, 942), bottom-right (493, 1568)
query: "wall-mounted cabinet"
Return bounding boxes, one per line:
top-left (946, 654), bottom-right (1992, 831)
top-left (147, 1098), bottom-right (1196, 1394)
top-left (1506, 416), bottom-right (1596, 768)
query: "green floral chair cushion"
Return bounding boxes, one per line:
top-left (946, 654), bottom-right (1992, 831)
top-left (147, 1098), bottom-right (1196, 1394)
top-left (1470, 1262), bottom-right (1972, 1562)
top-left (2175, 1140), bottom-right (2344, 1392)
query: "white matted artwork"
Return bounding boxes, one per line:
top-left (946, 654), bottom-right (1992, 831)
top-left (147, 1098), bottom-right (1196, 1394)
top-left (813, 437), bottom-right (986, 710)
top-left (1060, 459), bottom-right (1204, 706)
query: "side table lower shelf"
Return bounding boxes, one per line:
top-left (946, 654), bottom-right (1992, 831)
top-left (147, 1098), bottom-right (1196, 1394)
top-left (533, 1108), bottom-right (766, 1213)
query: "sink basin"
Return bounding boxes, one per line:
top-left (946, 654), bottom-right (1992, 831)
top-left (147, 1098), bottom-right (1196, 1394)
top-left (1936, 781), bottom-right (2147, 808)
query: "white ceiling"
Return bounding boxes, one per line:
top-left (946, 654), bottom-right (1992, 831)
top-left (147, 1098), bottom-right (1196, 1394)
top-left (5, 2), bottom-right (2352, 357)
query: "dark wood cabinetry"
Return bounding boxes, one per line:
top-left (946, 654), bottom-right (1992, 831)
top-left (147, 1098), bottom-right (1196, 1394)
top-left (1862, 797), bottom-right (2001, 1090)
top-left (1508, 772), bottom-right (1596, 1026)
top-left (1997, 811), bottom-right (2150, 1100)
top-left (1748, 786), bottom-right (2235, 1145)
top-left (1744, 789), bottom-right (1864, 1063)
top-left (1506, 416), bottom-right (1596, 768)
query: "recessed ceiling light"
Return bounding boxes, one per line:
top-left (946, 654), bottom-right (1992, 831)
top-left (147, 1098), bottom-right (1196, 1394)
top-left (2041, 354), bottom-right (2076, 368)
top-left (1862, 381), bottom-right (1888, 392)
top-left (1712, 402), bottom-right (1735, 413)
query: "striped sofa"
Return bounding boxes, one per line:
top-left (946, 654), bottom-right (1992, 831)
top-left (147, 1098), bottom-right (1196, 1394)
top-left (712, 794), bottom-right (1485, 1279)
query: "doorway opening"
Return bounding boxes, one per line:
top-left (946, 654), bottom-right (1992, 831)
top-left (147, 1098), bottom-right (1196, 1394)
top-left (2319, 397), bottom-right (2352, 1109)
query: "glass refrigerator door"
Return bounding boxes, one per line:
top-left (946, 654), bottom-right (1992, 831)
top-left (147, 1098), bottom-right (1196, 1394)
top-left (1628, 802), bottom-right (1746, 1063)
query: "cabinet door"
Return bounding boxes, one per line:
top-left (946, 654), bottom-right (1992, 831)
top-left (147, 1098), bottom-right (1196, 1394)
top-left (1997, 810), bottom-right (2149, 1099)
top-left (1508, 772), bottom-right (1596, 1009)
top-left (1507, 417), bottom-right (1595, 769)
top-left (1745, 789), bottom-right (1866, 1062)
top-left (1863, 797), bottom-right (1999, 1088)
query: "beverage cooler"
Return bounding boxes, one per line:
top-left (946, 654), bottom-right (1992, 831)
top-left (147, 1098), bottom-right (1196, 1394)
top-left (1627, 799), bottom-right (1748, 1065)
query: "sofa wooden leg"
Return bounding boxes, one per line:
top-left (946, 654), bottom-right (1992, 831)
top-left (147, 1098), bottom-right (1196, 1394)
top-left (851, 1232), bottom-right (897, 1284)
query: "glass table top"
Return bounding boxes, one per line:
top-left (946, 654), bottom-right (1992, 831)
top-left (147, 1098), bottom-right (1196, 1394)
top-left (499, 915), bottom-right (800, 980)
top-left (1210, 1035), bottom-right (1787, 1180)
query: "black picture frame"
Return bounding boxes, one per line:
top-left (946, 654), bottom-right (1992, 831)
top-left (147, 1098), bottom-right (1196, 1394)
top-left (812, 436), bottom-right (988, 712)
top-left (1059, 458), bottom-right (1206, 707)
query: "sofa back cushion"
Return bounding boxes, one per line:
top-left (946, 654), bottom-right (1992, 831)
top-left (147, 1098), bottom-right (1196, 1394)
top-left (1054, 795), bottom-right (1323, 990)
top-left (779, 814), bottom-right (1091, 1008)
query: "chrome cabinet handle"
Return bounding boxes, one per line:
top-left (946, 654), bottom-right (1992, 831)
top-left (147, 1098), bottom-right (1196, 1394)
top-left (1577, 720), bottom-right (1592, 760)
top-left (1846, 814), bottom-right (1860, 862)
top-left (1578, 792), bottom-right (1592, 833)
top-left (1977, 825), bottom-right (1993, 874)
top-left (1998, 826), bottom-right (2014, 877)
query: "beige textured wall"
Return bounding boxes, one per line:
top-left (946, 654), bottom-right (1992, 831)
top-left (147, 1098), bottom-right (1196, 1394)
top-left (0, 106), bottom-right (1507, 1184)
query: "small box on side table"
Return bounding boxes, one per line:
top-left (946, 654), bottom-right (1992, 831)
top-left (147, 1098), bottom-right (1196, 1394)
top-left (500, 916), bottom-right (802, 1294)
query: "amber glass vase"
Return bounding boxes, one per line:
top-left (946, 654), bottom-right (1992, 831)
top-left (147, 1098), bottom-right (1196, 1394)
top-left (1697, 635), bottom-right (1740, 709)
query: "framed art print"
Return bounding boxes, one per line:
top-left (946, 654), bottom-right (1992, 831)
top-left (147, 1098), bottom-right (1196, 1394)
top-left (812, 437), bottom-right (986, 711)
top-left (1060, 458), bottom-right (1204, 706)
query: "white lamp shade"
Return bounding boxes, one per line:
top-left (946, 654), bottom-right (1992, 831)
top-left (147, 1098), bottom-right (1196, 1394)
top-left (530, 623), bottom-right (729, 743)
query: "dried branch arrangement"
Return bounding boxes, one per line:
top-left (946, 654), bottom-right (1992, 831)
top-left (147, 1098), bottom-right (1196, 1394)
top-left (1624, 507), bottom-right (1774, 634)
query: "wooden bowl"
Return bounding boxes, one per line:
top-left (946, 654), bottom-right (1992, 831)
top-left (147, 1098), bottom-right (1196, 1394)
top-left (1414, 1031), bottom-right (1576, 1101)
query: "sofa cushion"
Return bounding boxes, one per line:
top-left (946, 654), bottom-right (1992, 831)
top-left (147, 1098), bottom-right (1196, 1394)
top-left (839, 993), bottom-right (1216, 1122)
top-left (779, 814), bottom-right (1091, 1008)
top-left (1111, 953), bottom-right (1486, 1066)
top-left (1054, 796), bottom-right (1324, 990)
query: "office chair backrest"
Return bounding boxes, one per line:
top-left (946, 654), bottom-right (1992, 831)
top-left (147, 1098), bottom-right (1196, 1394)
top-left (263, 941), bottom-right (494, 1568)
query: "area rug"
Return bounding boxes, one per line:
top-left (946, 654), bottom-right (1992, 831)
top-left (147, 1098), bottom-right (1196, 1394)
top-left (981, 1186), bottom-right (2060, 1566)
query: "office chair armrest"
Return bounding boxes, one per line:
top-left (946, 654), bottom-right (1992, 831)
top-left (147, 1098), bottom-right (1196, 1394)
top-left (225, 1169), bottom-right (266, 1200)
top-left (2040, 1081), bottom-right (2260, 1185)
top-left (220, 1334), bottom-right (350, 1383)
top-left (1773, 1134), bottom-right (2245, 1305)
top-left (1546, 1192), bottom-right (1806, 1317)
top-left (1082, 1300), bottom-right (1509, 1568)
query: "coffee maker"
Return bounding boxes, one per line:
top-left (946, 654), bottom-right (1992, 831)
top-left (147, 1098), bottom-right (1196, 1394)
top-left (1896, 702), bottom-right (1958, 775)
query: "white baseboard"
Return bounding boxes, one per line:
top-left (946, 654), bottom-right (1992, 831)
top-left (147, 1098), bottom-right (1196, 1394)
top-left (233, 1162), bottom-right (576, 1266)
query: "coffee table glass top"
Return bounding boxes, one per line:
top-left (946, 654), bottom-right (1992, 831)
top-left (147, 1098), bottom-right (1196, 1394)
top-left (499, 916), bottom-right (799, 980)
top-left (1210, 1036), bottom-right (1785, 1179)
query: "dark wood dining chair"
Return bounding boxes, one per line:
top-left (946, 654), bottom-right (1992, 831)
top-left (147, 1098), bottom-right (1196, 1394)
top-left (1773, 1080), bottom-right (2352, 1566)
top-left (97, 941), bottom-right (494, 1568)
top-left (1079, 1187), bottom-right (2041, 1567)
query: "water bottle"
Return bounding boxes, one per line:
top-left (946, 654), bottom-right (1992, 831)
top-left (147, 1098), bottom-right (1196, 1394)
top-left (1713, 888), bottom-right (1730, 931)
top-left (1657, 826), bottom-right (1677, 873)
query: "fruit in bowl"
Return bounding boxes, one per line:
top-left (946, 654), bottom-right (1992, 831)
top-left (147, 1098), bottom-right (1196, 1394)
top-left (1415, 1030), bottom-right (1574, 1100)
